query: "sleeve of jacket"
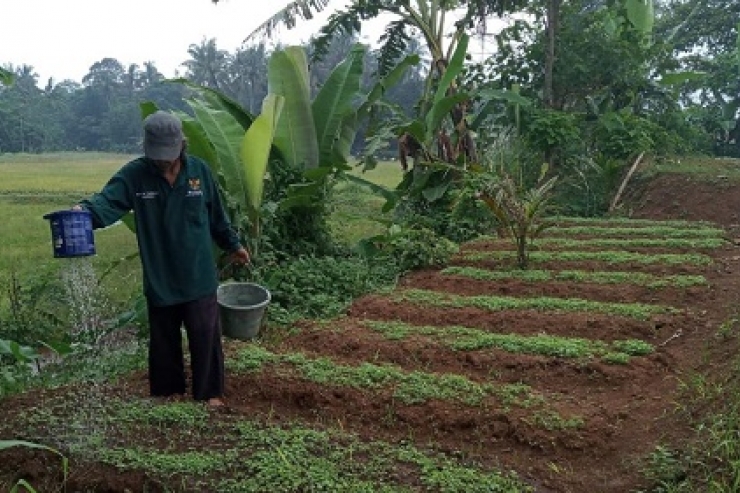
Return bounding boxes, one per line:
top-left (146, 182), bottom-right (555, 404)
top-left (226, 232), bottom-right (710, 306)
top-left (78, 168), bottom-right (134, 229)
top-left (205, 164), bottom-right (242, 253)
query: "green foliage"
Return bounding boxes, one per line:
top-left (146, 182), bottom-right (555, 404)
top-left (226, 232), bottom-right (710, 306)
top-left (0, 268), bottom-right (66, 347)
top-left (253, 254), bottom-right (399, 323)
top-left (365, 320), bottom-right (654, 363)
top-left (231, 347), bottom-right (548, 409)
top-left (359, 224), bottom-right (459, 273)
top-left (592, 111), bottom-right (656, 159)
top-left (523, 109), bottom-right (581, 154)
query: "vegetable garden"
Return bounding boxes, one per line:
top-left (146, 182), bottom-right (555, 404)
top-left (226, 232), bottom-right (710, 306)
top-left (4, 166), bottom-right (740, 492)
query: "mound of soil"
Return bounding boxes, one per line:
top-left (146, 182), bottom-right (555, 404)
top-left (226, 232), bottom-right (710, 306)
top-left (3, 165), bottom-right (740, 492)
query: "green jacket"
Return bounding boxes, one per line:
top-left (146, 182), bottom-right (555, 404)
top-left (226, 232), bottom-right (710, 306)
top-left (80, 155), bottom-right (241, 306)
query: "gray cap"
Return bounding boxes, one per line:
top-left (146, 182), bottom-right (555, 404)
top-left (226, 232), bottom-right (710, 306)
top-left (143, 111), bottom-right (184, 161)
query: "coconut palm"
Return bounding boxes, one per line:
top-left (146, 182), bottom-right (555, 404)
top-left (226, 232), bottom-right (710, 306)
top-left (182, 38), bottom-right (229, 90)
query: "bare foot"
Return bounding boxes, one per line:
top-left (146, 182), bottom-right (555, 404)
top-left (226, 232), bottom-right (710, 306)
top-left (207, 397), bottom-right (226, 407)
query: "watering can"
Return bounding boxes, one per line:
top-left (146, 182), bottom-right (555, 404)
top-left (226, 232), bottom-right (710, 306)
top-left (43, 209), bottom-right (96, 258)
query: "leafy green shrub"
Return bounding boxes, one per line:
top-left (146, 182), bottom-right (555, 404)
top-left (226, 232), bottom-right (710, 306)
top-left (592, 111), bottom-right (655, 159)
top-left (522, 108), bottom-right (581, 156)
top-left (255, 254), bottom-right (399, 323)
top-left (360, 225), bottom-right (459, 273)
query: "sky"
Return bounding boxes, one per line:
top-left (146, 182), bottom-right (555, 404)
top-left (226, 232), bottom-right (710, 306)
top-left (0, 0), bottom-right (342, 84)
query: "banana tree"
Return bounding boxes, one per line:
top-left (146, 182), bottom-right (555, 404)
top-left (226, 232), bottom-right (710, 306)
top-left (213, 0), bottom-right (527, 164)
top-left (157, 44), bottom-right (417, 259)
top-left (268, 43), bottom-right (421, 211)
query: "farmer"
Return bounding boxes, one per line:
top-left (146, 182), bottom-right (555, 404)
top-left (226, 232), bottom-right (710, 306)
top-left (75, 110), bottom-right (249, 407)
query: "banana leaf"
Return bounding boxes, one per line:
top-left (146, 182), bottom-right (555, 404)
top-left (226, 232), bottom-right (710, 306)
top-left (241, 94), bottom-right (284, 221)
top-left (268, 47), bottom-right (319, 169)
top-left (167, 78), bottom-right (254, 130)
top-left (187, 99), bottom-right (249, 213)
top-left (625, 0), bottom-right (654, 34)
top-left (313, 43), bottom-right (365, 167)
top-left (431, 33), bottom-right (469, 107)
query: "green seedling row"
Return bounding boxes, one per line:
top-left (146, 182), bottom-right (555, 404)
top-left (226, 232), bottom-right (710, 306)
top-left (394, 288), bottom-right (677, 320)
top-left (460, 250), bottom-right (713, 266)
top-left (102, 414), bottom-right (532, 492)
top-left (467, 236), bottom-right (724, 250)
top-left (545, 225), bottom-right (725, 238)
top-left (363, 320), bottom-right (654, 363)
top-left (549, 216), bottom-right (717, 228)
top-left (533, 237), bottom-right (725, 249)
top-left (442, 266), bottom-right (708, 288)
top-left (19, 395), bottom-right (534, 491)
top-left (227, 346), bottom-right (558, 410)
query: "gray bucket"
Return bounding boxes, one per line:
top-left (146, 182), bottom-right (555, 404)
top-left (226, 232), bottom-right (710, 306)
top-left (217, 282), bottom-right (271, 340)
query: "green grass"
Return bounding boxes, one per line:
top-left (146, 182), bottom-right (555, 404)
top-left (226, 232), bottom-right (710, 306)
top-left (0, 152), bottom-right (134, 192)
top-left (648, 155), bottom-right (740, 178)
top-left (329, 162), bottom-right (404, 244)
top-left (394, 288), bottom-right (677, 320)
top-left (442, 266), bottom-right (708, 288)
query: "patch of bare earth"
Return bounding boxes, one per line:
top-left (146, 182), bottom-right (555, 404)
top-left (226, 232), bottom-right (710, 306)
top-left (3, 169), bottom-right (740, 492)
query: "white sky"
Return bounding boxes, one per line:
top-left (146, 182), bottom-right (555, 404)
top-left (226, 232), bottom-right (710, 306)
top-left (0, 0), bottom-right (342, 84)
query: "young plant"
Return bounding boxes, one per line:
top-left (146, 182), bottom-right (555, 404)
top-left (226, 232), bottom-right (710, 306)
top-left (475, 168), bottom-right (558, 269)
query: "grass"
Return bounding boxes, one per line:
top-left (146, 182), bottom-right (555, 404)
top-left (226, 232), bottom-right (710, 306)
top-left (328, 162), bottom-right (404, 244)
top-left (467, 235), bottom-right (726, 249)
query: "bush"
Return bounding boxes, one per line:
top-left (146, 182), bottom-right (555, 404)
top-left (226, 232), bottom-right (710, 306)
top-left (254, 254), bottom-right (399, 324)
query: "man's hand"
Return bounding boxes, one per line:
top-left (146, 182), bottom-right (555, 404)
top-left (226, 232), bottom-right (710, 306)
top-left (230, 247), bottom-right (250, 266)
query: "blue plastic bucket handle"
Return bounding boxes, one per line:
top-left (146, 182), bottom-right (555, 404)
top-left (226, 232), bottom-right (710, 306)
top-left (43, 210), bottom-right (96, 258)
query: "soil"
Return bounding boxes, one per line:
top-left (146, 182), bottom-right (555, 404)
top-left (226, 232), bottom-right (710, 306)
top-left (4, 169), bottom-right (740, 492)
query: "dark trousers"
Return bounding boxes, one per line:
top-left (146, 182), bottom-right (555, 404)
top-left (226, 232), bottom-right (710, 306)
top-left (147, 293), bottom-right (224, 401)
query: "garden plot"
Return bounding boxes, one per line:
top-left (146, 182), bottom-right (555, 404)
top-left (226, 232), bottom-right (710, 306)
top-left (1, 217), bottom-right (738, 492)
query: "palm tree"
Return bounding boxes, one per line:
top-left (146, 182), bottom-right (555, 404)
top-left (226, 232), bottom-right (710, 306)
top-left (226, 43), bottom-right (269, 113)
top-left (182, 38), bottom-right (229, 90)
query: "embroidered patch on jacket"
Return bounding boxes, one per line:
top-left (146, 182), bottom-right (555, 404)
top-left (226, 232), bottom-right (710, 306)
top-left (187, 178), bottom-right (203, 197)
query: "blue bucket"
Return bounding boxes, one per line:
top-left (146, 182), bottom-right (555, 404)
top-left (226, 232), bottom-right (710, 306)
top-left (43, 210), bottom-right (96, 258)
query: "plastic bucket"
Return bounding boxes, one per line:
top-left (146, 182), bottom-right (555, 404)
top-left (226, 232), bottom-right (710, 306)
top-left (43, 210), bottom-right (96, 258)
top-left (217, 282), bottom-right (271, 340)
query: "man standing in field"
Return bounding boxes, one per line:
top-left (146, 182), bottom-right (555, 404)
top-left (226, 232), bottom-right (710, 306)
top-left (76, 110), bottom-right (249, 407)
